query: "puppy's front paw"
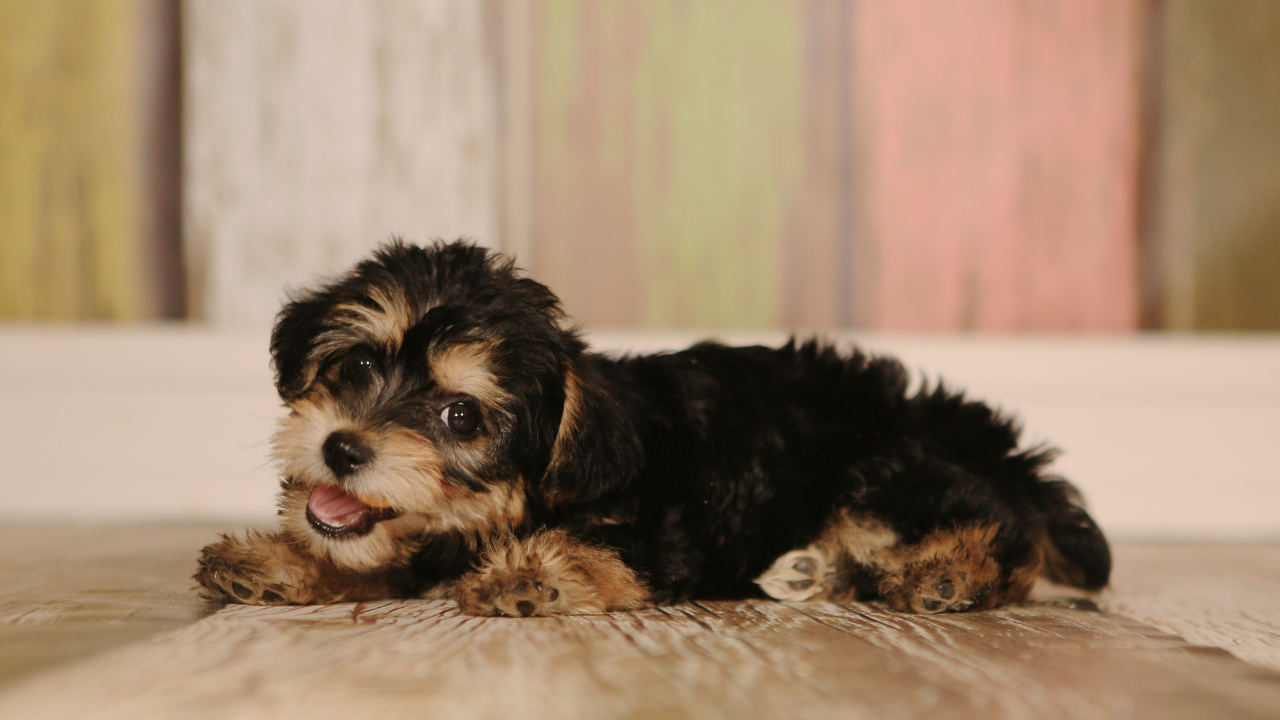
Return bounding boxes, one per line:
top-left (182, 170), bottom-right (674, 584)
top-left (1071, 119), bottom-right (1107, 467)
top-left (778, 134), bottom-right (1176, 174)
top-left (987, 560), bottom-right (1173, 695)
top-left (455, 568), bottom-right (566, 617)
top-left (452, 530), bottom-right (649, 617)
top-left (195, 532), bottom-right (309, 605)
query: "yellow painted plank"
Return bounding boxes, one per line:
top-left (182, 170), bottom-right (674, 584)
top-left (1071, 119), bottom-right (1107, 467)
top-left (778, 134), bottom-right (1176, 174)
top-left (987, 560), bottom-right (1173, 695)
top-left (0, 0), bottom-right (140, 321)
top-left (1153, 0), bottom-right (1280, 330)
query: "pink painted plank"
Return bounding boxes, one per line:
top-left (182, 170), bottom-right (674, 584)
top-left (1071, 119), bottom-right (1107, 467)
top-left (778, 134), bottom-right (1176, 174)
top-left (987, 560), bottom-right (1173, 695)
top-left (853, 0), bottom-right (1142, 331)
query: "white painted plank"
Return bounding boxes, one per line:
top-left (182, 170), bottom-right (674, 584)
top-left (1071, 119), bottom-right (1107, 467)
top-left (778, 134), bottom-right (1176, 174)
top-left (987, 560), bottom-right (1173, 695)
top-left (184, 0), bottom-right (500, 328)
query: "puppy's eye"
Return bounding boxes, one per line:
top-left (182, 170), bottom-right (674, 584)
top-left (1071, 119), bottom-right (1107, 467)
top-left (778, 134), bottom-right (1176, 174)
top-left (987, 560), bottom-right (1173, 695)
top-left (440, 402), bottom-right (480, 436)
top-left (338, 348), bottom-right (377, 385)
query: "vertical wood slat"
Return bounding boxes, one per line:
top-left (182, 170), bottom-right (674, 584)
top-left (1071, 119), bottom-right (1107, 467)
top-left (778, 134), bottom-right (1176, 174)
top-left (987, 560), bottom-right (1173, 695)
top-left (784, 0), bottom-right (855, 329)
top-left (1151, 0), bottom-right (1280, 331)
top-left (852, 0), bottom-right (1143, 331)
top-left (527, 0), bottom-right (806, 328)
top-left (0, 1), bottom-right (141, 321)
top-left (184, 0), bottom-right (500, 328)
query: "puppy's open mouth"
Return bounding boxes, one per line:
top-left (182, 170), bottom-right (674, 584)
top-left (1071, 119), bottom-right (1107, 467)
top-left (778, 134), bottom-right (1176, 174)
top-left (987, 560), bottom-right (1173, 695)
top-left (306, 484), bottom-right (401, 538)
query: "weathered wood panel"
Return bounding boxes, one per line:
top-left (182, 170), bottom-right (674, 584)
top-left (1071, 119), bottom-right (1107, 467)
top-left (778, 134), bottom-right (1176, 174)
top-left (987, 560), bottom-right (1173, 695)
top-left (184, 0), bottom-right (501, 327)
top-left (527, 0), bottom-right (805, 328)
top-left (523, 0), bottom-right (1145, 331)
top-left (852, 0), bottom-right (1143, 331)
top-left (1147, 0), bottom-right (1280, 330)
top-left (0, 1), bottom-right (141, 320)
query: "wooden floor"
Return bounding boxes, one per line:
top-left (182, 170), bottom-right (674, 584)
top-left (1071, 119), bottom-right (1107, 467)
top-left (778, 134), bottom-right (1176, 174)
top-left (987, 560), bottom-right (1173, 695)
top-left (1, 524), bottom-right (1279, 719)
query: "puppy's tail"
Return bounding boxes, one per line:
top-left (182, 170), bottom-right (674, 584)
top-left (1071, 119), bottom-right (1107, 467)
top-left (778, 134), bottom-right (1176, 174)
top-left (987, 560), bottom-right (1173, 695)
top-left (1032, 475), bottom-right (1112, 591)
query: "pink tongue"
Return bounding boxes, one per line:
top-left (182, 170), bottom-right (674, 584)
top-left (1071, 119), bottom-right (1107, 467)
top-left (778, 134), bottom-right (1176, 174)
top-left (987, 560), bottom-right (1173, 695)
top-left (308, 484), bottom-right (372, 527)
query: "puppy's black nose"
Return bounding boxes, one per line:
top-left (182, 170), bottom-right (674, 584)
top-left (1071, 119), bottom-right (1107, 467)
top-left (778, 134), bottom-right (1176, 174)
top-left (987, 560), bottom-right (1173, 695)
top-left (323, 431), bottom-right (373, 477)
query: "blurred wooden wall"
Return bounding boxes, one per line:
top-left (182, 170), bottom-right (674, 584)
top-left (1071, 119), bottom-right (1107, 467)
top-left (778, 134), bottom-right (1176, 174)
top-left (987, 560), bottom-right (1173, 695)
top-left (184, 0), bottom-right (501, 327)
top-left (852, 0), bottom-right (1142, 331)
top-left (519, 0), bottom-right (1145, 330)
top-left (1147, 0), bottom-right (1280, 331)
top-left (8, 0), bottom-right (1278, 331)
top-left (0, 0), bottom-right (181, 321)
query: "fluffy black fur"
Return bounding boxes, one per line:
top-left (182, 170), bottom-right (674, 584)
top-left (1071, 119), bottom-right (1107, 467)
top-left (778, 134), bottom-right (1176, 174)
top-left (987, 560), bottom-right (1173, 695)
top-left (201, 239), bottom-right (1110, 612)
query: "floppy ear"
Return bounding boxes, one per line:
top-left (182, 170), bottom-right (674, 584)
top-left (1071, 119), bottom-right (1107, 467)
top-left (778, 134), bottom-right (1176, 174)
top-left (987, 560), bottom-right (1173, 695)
top-left (270, 292), bottom-right (332, 400)
top-left (536, 357), bottom-right (642, 507)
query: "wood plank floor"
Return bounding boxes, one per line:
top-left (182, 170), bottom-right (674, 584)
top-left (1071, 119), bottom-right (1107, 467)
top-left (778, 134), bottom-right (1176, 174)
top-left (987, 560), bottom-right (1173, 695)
top-left (1, 523), bottom-right (1278, 719)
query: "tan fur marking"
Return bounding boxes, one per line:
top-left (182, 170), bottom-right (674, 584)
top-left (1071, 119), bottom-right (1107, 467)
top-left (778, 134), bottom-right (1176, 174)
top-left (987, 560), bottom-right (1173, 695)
top-left (454, 529), bottom-right (650, 616)
top-left (297, 285), bottom-right (417, 391)
top-left (332, 285), bottom-right (416, 350)
top-left (430, 342), bottom-right (508, 406)
top-left (545, 366), bottom-right (582, 478)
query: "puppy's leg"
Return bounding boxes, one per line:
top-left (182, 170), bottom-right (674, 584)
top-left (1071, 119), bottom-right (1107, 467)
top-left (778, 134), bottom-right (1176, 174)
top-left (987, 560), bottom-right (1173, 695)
top-left (875, 524), bottom-right (1041, 613)
top-left (195, 530), bottom-right (401, 605)
top-left (453, 529), bottom-right (650, 616)
top-left (757, 513), bottom-right (1041, 614)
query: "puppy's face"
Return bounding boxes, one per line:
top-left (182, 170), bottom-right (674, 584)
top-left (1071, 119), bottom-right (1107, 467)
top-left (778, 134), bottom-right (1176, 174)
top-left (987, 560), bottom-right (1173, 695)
top-left (268, 242), bottom-right (575, 570)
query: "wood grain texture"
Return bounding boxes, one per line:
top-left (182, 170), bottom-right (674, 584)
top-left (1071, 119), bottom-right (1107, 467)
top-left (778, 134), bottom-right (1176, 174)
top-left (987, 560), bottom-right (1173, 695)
top-left (853, 0), bottom-right (1143, 331)
top-left (1148, 0), bottom-right (1280, 330)
top-left (2, 598), bottom-right (1279, 719)
top-left (0, 1), bottom-right (141, 320)
top-left (1107, 543), bottom-right (1280, 674)
top-left (184, 0), bottom-right (501, 327)
top-left (3, 523), bottom-right (1280, 719)
top-left (0, 523), bottom-right (221, 689)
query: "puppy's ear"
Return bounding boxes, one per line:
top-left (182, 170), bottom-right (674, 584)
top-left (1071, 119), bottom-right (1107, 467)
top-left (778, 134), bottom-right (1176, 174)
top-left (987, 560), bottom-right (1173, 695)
top-left (270, 292), bottom-right (332, 400)
top-left (537, 357), bottom-right (641, 507)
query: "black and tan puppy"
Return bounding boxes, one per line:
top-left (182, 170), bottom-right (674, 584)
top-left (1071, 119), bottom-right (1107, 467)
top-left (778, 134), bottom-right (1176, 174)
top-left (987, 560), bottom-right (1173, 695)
top-left (196, 240), bottom-right (1110, 616)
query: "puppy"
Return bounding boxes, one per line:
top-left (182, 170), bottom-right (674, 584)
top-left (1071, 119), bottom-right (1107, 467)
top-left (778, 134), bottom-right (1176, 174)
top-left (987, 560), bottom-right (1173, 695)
top-left (196, 240), bottom-right (1110, 615)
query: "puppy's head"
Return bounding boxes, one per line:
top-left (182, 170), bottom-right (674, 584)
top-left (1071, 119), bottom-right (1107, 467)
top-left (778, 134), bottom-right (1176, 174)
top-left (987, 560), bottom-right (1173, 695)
top-left (269, 240), bottom-right (585, 570)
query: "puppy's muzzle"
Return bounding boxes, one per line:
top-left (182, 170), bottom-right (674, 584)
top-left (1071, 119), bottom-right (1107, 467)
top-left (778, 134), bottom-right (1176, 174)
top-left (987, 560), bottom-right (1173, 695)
top-left (323, 430), bottom-right (373, 477)
top-left (308, 430), bottom-right (400, 539)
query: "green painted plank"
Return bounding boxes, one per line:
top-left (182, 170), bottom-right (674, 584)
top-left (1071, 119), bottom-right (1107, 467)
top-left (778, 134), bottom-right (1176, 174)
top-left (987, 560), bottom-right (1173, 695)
top-left (532, 0), bottom-right (804, 328)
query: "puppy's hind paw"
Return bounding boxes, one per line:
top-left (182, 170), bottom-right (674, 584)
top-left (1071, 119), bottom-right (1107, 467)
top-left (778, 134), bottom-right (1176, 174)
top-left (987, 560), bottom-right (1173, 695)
top-left (887, 561), bottom-right (977, 614)
top-left (756, 548), bottom-right (832, 602)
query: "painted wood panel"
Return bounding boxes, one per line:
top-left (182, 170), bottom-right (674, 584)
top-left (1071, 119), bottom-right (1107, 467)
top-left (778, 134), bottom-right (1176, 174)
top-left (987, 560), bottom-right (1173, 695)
top-left (523, 0), bottom-right (1144, 331)
top-left (184, 0), bottom-right (501, 327)
top-left (1149, 0), bottom-right (1280, 330)
top-left (0, 1), bottom-right (182, 321)
top-left (0, 1), bottom-right (141, 320)
top-left (526, 0), bottom-right (806, 328)
top-left (852, 0), bottom-right (1143, 331)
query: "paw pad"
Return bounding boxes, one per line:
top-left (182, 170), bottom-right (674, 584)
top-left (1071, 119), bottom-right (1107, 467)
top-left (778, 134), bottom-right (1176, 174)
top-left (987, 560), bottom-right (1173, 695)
top-left (755, 548), bottom-right (831, 602)
top-left (458, 572), bottom-right (565, 617)
top-left (901, 566), bottom-right (975, 614)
